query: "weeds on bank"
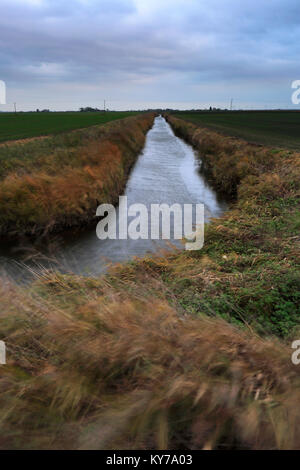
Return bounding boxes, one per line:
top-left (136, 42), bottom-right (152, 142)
top-left (1, 273), bottom-right (300, 450)
top-left (0, 113), bottom-right (155, 238)
top-left (162, 115), bottom-right (300, 337)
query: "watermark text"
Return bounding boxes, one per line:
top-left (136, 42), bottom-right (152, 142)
top-left (0, 80), bottom-right (6, 105)
top-left (291, 80), bottom-right (300, 105)
top-left (96, 196), bottom-right (204, 251)
top-left (0, 341), bottom-right (6, 365)
top-left (291, 340), bottom-right (300, 365)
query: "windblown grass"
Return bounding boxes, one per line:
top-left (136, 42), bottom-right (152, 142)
top-left (0, 113), bottom-right (155, 238)
top-left (1, 272), bottom-right (300, 450)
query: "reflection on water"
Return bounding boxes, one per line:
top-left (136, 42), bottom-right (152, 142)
top-left (0, 116), bottom-right (227, 282)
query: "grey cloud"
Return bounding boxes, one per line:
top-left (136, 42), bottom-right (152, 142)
top-left (0, 0), bottom-right (299, 109)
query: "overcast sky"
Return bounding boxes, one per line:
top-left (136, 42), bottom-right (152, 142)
top-left (0, 0), bottom-right (299, 110)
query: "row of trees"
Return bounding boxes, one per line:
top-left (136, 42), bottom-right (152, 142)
top-left (79, 106), bottom-right (108, 112)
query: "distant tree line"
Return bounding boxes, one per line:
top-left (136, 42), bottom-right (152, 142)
top-left (79, 107), bottom-right (107, 112)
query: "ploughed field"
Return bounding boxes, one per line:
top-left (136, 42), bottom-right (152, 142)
top-left (0, 111), bottom-right (139, 143)
top-left (172, 110), bottom-right (300, 149)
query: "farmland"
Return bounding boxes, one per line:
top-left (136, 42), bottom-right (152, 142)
top-left (172, 110), bottom-right (300, 149)
top-left (0, 111), bottom-right (139, 143)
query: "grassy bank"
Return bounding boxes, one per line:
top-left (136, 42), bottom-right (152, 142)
top-left (1, 273), bottom-right (300, 450)
top-left (0, 111), bottom-right (139, 143)
top-left (171, 111), bottom-right (300, 149)
top-left (0, 114), bottom-right (299, 449)
top-left (0, 113), bottom-right (155, 239)
top-left (165, 114), bottom-right (300, 337)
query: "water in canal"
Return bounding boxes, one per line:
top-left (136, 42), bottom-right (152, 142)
top-left (0, 116), bottom-right (227, 282)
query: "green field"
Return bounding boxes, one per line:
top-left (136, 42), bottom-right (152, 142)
top-left (172, 111), bottom-right (300, 149)
top-left (0, 111), bottom-right (139, 143)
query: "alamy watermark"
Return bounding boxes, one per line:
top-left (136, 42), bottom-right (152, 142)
top-left (0, 80), bottom-right (6, 105)
top-left (0, 341), bottom-right (6, 365)
top-left (291, 80), bottom-right (300, 105)
top-left (96, 196), bottom-right (204, 250)
top-left (291, 340), bottom-right (300, 365)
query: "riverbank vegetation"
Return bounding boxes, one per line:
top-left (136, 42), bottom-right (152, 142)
top-left (0, 114), bottom-right (299, 449)
top-left (0, 113), bottom-right (155, 239)
top-left (166, 114), bottom-right (300, 337)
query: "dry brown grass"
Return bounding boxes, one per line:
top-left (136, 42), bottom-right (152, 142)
top-left (164, 114), bottom-right (300, 337)
top-left (0, 113), bottom-right (155, 238)
top-left (0, 273), bottom-right (300, 450)
top-left (166, 114), bottom-right (300, 197)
